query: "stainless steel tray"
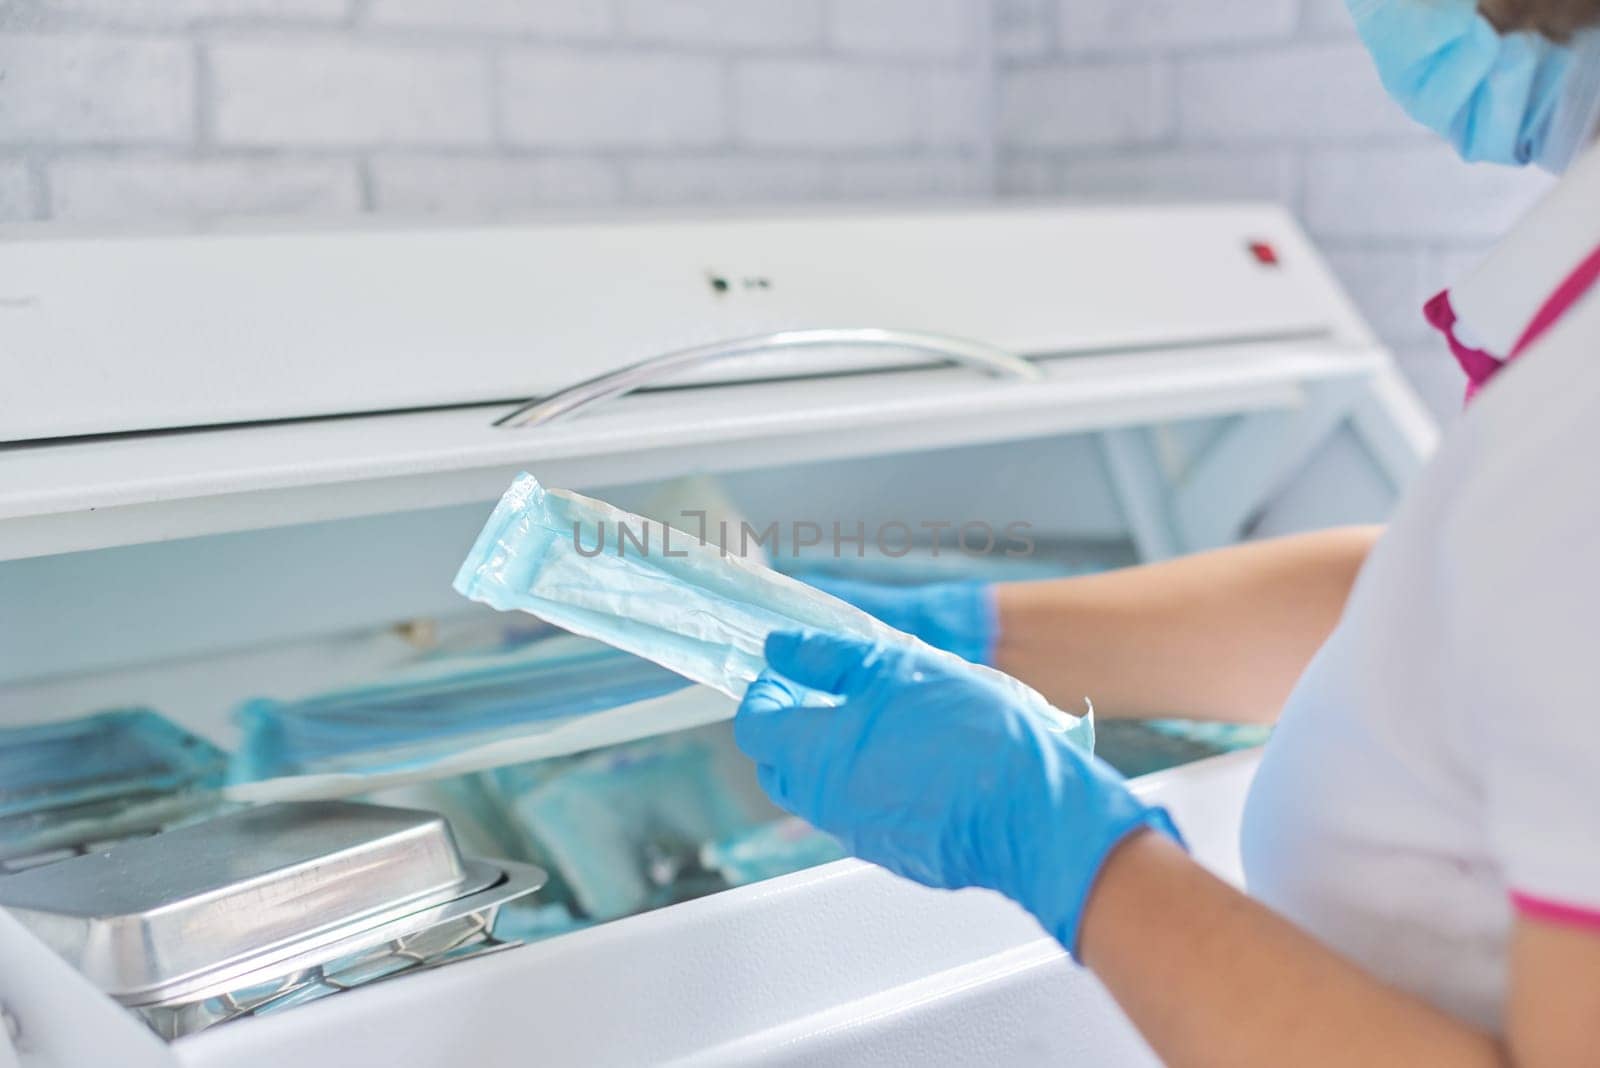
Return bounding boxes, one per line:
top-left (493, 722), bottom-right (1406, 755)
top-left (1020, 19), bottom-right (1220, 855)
top-left (0, 801), bottom-right (532, 1006)
top-left (135, 858), bottom-right (545, 1038)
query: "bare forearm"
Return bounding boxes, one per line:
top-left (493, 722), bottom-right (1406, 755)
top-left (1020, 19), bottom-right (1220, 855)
top-left (992, 526), bottom-right (1381, 723)
top-left (1079, 833), bottom-right (1506, 1068)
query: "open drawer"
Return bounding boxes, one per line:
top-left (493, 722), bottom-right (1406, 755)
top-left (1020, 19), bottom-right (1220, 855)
top-left (0, 204), bottom-right (1433, 1066)
top-left (175, 750), bottom-right (1261, 1068)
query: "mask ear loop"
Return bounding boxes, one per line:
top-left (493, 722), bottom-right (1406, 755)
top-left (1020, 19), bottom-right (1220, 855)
top-left (1539, 29), bottom-right (1600, 172)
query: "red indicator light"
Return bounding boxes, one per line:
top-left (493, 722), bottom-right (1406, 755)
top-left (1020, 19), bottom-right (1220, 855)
top-left (1249, 241), bottom-right (1280, 267)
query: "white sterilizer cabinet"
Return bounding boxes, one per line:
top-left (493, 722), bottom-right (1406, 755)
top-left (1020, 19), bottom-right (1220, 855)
top-left (0, 203), bottom-right (1434, 1067)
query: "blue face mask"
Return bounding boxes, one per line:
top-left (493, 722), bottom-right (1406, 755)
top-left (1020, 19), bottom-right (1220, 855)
top-left (1349, 0), bottom-right (1600, 170)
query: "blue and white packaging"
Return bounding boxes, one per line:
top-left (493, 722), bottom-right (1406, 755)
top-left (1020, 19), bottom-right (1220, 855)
top-left (453, 474), bottom-right (1093, 751)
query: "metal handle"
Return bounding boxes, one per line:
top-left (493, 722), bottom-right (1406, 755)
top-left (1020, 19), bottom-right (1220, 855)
top-left (494, 327), bottom-right (1043, 429)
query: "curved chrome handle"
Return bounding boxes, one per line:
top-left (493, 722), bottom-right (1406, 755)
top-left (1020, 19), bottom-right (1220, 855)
top-left (494, 327), bottom-right (1043, 429)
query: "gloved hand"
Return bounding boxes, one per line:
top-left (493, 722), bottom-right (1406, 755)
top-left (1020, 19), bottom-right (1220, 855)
top-left (736, 631), bottom-right (1182, 956)
top-left (803, 575), bottom-right (998, 666)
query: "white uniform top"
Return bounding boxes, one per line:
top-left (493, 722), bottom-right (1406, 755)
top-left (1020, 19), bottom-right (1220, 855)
top-left (1241, 144), bottom-right (1600, 1033)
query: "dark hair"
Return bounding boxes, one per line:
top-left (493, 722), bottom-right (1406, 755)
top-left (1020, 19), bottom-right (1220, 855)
top-left (1482, 0), bottom-right (1600, 40)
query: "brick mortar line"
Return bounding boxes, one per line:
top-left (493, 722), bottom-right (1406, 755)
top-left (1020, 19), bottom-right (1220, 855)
top-left (211, 22), bottom-right (971, 65)
top-left (3, 142), bottom-right (1432, 161)
top-left (0, 21), bottom-right (982, 66)
top-left (994, 134), bottom-right (1447, 156)
top-left (28, 146), bottom-right (368, 162)
top-left (355, 154), bottom-right (375, 211)
top-left (193, 38), bottom-right (214, 151)
top-left (0, 16), bottom-right (350, 36)
top-left (1285, 150), bottom-right (1308, 219)
top-left (26, 154), bottom-right (49, 220)
top-left (25, 146), bottom-right (984, 164)
top-left (0, 26), bottom-right (195, 44)
top-left (972, 0), bottom-right (999, 196)
top-left (995, 30), bottom-right (1368, 73)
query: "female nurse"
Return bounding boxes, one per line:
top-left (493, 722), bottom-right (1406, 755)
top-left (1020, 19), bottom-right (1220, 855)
top-left (735, 1), bottom-right (1600, 1062)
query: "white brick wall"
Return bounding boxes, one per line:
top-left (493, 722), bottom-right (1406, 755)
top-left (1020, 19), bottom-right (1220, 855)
top-left (828, 0), bottom-right (978, 58)
top-left (999, 61), bottom-right (1169, 149)
top-left (620, 0), bottom-right (824, 50)
top-left (0, 1), bottom-right (990, 227)
top-left (830, 154), bottom-right (985, 196)
top-left (0, 0), bottom-right (1566, 413)
top-left (42, 0), bottom-right (347, 21)
top-left (50, 155), bottom-right (360, 220)
top-left (1319, 246), bottom-right (1433, 344)
top-left (920, 68), bottom-right (988, 149)
top-left (732, 59), bottom-right (988, 152)
top-left (1304, 143), bottom-right (1545, 241)
top-left (0, 35), bottom-right (193, 144)
top-left (367, 0), bottom-right (614, 36)
top-left (994, 0), bottom-right (1054, 59)
top-left (211, 38), bottom-right (493, 147)
top-left (735, 61), bottom-right (921, 149)
top-left (1300, 0), bottom-right (1364, 35)
top-left (371, 155), bottom-right (620, 215)
top-left (0, 161), bottom-right (32, 220)
top-left (1020, 148), bottom-right (1295, 202)
top-left (500, 52), bottom-right (724, 149)
top-left (1175, 43), bottom-right (1415, 142)
top-left (1059, 0), bottom-right (1296, 53)
top-left (624, 154), bottom-right (830, 204)
top-left (622, 152), bottom-right (984, 204)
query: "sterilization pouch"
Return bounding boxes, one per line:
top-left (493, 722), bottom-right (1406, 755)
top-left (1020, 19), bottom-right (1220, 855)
top-left (489, 734), bottom-right (752, 921)
top-left (0, 709), bottom-right (228, 864)
top-left (232, 642), bottom-right (689, 782)
top-left (453, 474), bottom-right (1093, 750)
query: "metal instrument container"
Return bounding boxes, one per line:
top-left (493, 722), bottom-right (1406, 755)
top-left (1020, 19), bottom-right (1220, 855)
top-left (0, 801), bottom-right (545, 1037)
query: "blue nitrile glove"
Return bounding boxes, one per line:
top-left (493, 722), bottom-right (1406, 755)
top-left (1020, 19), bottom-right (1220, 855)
top-left (735, 631), bottom-right (1183, 957)
top-left (803, 575), bottom-right (998, 666)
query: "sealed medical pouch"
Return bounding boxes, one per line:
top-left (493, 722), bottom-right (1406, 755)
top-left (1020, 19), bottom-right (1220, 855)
top-left (232, 642), bottom-right (690, 781)
top-left (453, 474), bottom-right (1092, 750)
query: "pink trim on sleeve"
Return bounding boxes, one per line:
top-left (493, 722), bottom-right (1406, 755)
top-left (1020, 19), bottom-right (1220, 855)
top-left (1510, 891), bottom-right (1600, 934)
